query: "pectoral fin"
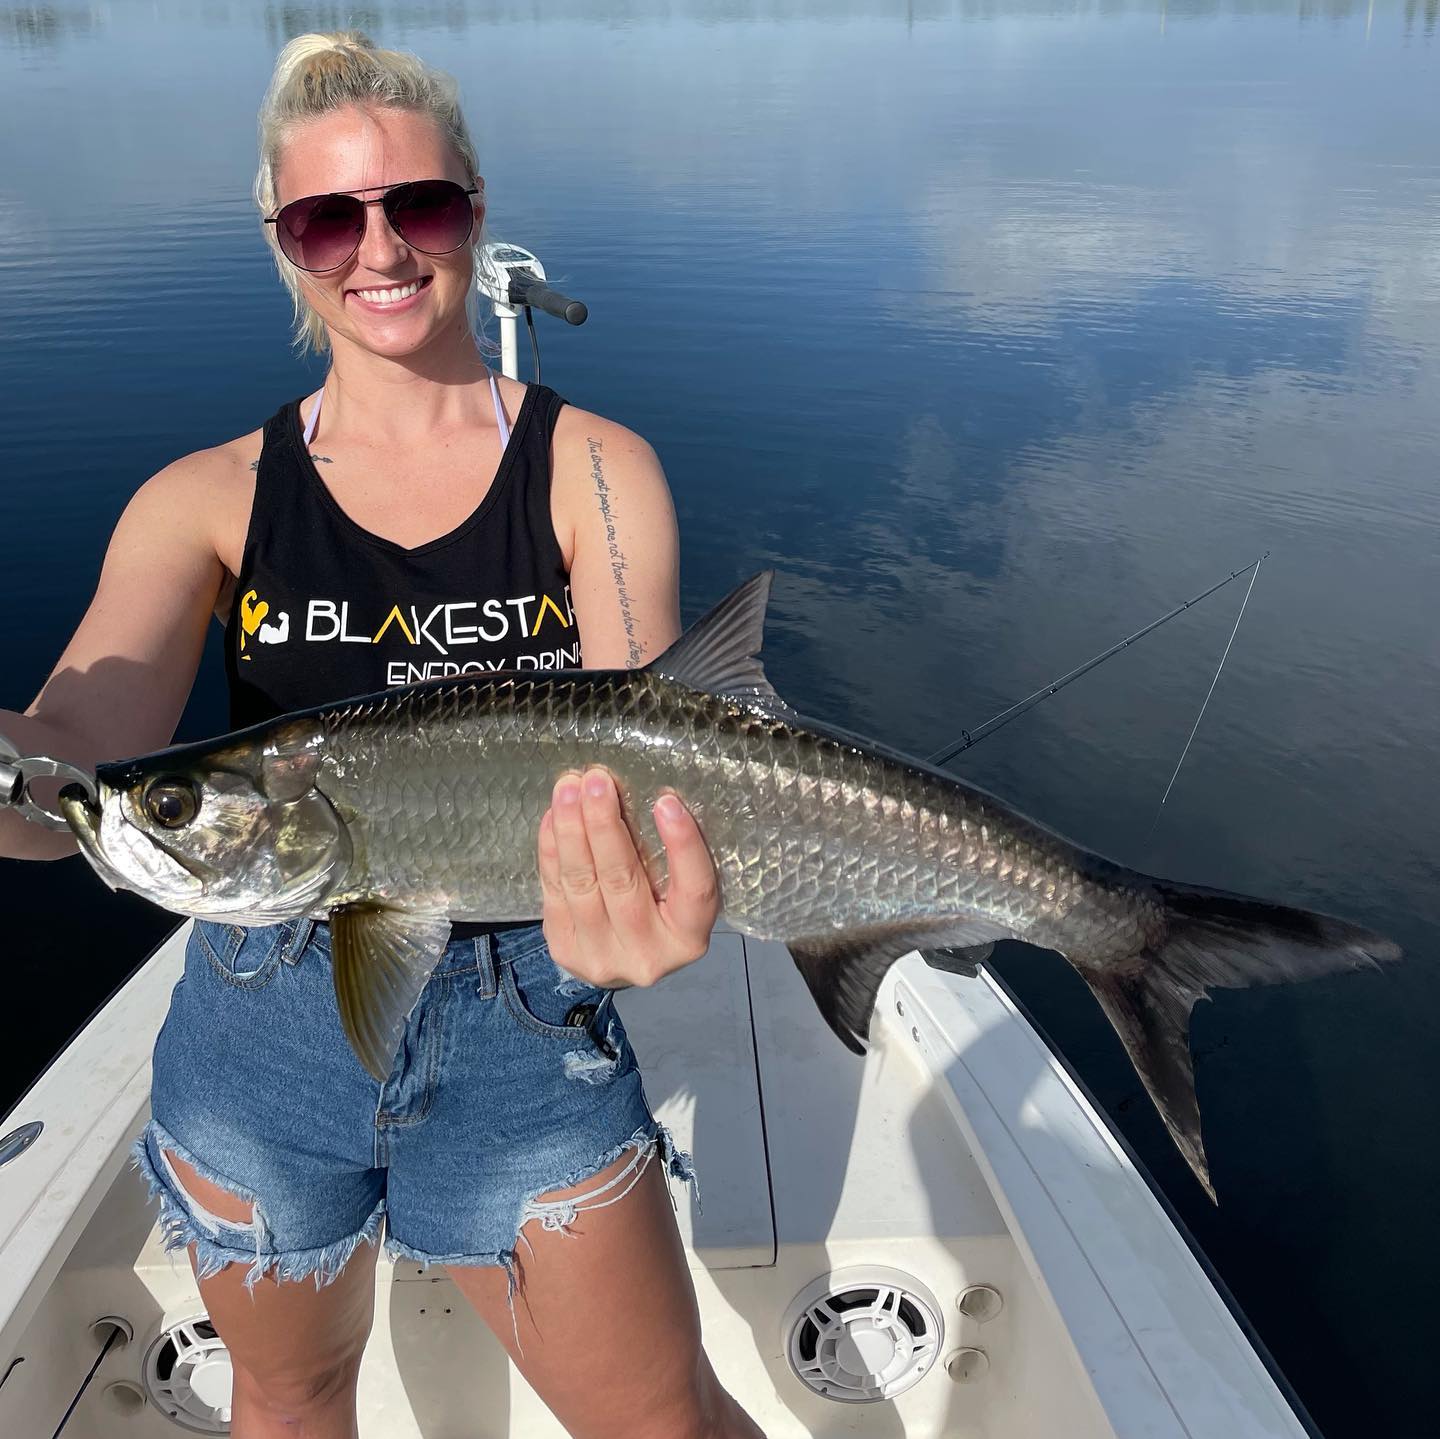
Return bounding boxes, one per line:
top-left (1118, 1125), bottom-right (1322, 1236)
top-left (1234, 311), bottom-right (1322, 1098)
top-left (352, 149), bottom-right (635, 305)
top-left (329, 903), bottom-right (452, 1081)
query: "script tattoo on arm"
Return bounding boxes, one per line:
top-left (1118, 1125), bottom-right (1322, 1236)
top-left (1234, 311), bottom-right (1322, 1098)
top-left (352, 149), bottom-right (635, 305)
top-left (587, 436), bottom-right (645, 668)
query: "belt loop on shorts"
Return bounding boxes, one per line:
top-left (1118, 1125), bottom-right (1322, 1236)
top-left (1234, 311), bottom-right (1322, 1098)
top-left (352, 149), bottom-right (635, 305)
top-left (283, 917), bottom-right (316, 966)
top-left (474, 934), bottom-right (498, 999)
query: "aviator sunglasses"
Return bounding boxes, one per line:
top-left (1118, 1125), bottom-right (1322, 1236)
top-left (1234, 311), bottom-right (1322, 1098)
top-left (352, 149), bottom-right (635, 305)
top-left (265, 179), bottom-right (479, 273)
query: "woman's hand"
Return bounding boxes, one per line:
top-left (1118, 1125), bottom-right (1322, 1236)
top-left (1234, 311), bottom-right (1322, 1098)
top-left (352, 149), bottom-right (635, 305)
top-left (537, 767), bottom-right (719, 987)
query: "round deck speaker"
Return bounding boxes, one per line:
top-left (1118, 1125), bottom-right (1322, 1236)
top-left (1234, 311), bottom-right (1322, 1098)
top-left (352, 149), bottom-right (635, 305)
top-left (784, 1266), bottom-right (945, 1403)
top-left (141, 1314), bottom-right (232, 1433)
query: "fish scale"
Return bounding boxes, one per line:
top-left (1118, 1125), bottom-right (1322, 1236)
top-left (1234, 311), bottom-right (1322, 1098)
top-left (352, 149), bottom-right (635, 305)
top-left (312, 669), bottom-right (1126, 957)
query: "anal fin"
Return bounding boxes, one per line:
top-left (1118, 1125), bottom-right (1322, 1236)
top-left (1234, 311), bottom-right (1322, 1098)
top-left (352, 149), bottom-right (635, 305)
top-left (330, 903), bottom-right (452, 1081)
top-left (790, 919), bottom-right (1012, 1052)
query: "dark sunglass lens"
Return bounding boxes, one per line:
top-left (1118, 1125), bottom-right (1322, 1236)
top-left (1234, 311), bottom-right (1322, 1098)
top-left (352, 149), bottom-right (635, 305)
top-left (277, 194), bottom-right (364, 271)
top-left (385, 181), bottom-right (473, 255)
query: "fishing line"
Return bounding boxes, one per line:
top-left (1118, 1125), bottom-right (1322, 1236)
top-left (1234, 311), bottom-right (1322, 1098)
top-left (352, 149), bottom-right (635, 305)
top-left (1144, 551), bottom-right (1266, 846)
top-left (928, 554), bottom-right (1269, 769)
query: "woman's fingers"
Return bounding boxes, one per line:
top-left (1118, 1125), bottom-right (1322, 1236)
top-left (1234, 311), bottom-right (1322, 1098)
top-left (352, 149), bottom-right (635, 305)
top-left (579, 768), bottom-right (652, 929)
top-left (537, 808), bottom-right (576, 962)
top-left (653, 792), bottom-right (720, 958)
top-left (547, 772), bottom-right (613, 944)
top-left (536, 769), bottom-right (721, 985)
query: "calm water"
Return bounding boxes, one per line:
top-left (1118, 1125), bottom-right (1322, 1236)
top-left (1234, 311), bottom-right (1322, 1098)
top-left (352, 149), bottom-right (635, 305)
top-left (2, 3), bottom-right (1436, 1433)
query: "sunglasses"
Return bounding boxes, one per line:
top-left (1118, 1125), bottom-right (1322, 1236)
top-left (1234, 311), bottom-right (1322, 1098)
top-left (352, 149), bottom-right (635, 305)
top-left (265, 179), bottom-right (479, 273)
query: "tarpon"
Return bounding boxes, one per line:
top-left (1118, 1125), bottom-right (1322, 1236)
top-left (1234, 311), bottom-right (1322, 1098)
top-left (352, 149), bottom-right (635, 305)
top-left (60, 573), bottom-right (1399, 1197)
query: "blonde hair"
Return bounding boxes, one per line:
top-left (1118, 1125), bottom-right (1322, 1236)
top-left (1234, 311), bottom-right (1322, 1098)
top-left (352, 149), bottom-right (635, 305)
top-left (253, 30), bottom-right (492, 358)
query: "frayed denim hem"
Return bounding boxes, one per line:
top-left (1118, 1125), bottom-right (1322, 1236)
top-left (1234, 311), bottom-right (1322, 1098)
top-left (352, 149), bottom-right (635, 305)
top-left (385, 1120), bottom-right (697, 1353)
top-left (132, 1120), bottom-right (384, 1293)
top-left (525, 1119), bottom-right (697, 1231)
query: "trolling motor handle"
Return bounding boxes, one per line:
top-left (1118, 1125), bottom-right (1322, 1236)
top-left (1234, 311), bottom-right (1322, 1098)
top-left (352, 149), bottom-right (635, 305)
top-left (474, 240), bottom-right (587, 381)
top-left (475, 241), bottom-right (588, 324)
top-left (509, 275), bottom-right (588, 326)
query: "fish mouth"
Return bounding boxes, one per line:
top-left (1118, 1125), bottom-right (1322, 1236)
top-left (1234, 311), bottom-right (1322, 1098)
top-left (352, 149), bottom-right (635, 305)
top-left (59, 782), bottom-right (129, 893)
top-left (58, 781), bottom-right (99, 827)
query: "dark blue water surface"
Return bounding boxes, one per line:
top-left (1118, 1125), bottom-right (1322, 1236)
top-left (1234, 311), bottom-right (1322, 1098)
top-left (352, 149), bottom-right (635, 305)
top-left (2, 4), bottom-right (1436, 1434)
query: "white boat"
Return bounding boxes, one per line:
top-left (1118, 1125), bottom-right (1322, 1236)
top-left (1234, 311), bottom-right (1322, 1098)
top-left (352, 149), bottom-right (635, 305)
top-left (0, 922), bottom-right (1314, 1437)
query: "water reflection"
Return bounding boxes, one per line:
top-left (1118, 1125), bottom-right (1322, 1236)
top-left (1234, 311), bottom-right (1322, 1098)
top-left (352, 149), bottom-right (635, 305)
top-left (5, 0), bottom-right (1440, 49)
top-left (264, 4), bottom-right (386, 46)
top-left (0, 4), bottom-right (100, 50)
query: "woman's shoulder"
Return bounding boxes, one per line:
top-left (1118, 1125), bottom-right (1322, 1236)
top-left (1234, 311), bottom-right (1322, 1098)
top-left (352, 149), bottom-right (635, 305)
top-left (129, 419), bottom-right (270, 583)
top-left (143, 419), bottom-right (266, 496)
top-left (549, 397), bottom-right (661, 483)
top-left (545, 395), bottom-right (676, 587)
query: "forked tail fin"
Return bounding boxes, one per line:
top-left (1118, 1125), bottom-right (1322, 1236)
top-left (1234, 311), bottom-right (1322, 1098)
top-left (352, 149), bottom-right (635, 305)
top-left (1075, 882), bottom-right (1400, 1201)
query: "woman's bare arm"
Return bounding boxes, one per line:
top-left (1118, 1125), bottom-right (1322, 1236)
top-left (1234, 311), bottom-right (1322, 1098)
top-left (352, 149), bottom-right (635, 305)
top-left (0, 452), bottom-right (232, 860)
top-left (551, 409), bottom-right (682, 669)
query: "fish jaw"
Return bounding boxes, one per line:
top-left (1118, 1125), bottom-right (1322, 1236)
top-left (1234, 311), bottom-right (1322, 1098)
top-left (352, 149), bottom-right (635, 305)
top-left (61, 779), bottom-right (193, 900)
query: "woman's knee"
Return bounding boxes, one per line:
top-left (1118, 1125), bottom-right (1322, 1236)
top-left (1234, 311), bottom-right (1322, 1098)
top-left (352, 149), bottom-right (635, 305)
top-left (190, 1226), bottom-right (378, 1428)
top-left (230, 1349), bottom-right (363, 1420)
top-left (622, 1362), bottom-right (764, 1439)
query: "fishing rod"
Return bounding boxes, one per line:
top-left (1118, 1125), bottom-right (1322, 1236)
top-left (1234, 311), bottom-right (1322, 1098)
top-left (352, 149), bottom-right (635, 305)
top-left (928, 553), bottom-right (1269, 769)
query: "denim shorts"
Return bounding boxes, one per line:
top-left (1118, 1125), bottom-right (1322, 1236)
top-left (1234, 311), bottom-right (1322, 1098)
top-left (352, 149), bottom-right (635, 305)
top-left (136, 918), bottom-right (691, 1290)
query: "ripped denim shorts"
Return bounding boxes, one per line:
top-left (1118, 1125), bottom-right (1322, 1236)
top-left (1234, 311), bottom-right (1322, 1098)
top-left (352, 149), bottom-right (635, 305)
top-left (137, 918), bottom-right (692, 1291)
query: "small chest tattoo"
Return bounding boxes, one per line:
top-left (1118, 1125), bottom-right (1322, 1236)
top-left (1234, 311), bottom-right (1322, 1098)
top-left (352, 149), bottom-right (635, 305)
top-left (253, 452), bottom-right (331, 472)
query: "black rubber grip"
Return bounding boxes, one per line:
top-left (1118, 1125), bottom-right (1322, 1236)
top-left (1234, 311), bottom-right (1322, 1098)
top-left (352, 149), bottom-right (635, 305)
top-left (511, 277), bottom-right (588, 325)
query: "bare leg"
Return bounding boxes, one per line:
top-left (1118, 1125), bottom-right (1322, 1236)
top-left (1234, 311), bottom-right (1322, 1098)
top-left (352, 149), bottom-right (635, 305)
top-left (166, 1152), bottom-right (378, 1439)
top-left (447, 1146), bottom-right (764, 1439)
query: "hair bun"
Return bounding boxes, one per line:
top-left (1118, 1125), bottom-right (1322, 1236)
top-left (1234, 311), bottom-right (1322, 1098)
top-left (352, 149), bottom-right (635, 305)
top-left (324, 29), bottom-right (376, 53)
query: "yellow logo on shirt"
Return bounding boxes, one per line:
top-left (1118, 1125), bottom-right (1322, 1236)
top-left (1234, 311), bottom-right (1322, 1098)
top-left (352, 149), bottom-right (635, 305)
top-left (238, 589), bottom-right (290, 659)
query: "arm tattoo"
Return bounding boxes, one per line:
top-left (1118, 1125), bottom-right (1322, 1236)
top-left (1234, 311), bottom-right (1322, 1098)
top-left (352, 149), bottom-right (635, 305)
top-left (587, 436), bottom-right (644, 667)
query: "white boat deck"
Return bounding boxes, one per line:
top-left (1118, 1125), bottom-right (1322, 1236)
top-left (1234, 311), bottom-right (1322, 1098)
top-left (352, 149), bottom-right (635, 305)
top-left (0, 925), bottom-right (1310, 1437)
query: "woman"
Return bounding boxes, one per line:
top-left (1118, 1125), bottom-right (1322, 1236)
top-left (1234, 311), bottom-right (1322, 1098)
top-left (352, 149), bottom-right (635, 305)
top-left (0, 31), bottom-right (762, 1439)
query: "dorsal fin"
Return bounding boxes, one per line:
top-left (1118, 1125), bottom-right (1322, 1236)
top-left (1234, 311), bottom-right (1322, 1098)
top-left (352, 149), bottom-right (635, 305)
top-left (648, 571), bottom-right (789, 709)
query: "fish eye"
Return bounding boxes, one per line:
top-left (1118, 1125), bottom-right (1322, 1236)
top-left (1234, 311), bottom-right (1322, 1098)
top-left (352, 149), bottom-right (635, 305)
top-left (143, 777), bottom-right (200, 830)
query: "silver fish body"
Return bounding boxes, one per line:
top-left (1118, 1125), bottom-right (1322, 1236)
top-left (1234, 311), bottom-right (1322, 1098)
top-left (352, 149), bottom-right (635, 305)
top-left (62, 574), bottom-right (1398, 1197)
top-left (316, 668), bottom-right (1148, 958)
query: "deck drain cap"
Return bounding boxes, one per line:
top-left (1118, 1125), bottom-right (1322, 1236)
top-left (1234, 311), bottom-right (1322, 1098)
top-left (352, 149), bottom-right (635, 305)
top-left (783, 1266), bottom-right (944, 1404)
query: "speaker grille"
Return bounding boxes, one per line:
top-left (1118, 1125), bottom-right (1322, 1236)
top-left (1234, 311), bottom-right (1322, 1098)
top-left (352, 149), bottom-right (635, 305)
top-left (141, 1315), bottom-right (232, 1433)
top-left (785, 1267), bottom-right (944, 1403)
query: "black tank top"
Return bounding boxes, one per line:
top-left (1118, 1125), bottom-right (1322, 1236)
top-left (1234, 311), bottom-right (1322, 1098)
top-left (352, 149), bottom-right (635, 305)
top-left (224, 380), bottom-right (575, 932)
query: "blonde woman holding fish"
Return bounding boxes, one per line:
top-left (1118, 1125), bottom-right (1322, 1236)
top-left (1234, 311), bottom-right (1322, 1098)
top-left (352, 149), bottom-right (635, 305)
top-left (0, 31), bottom-right (761, 1439)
